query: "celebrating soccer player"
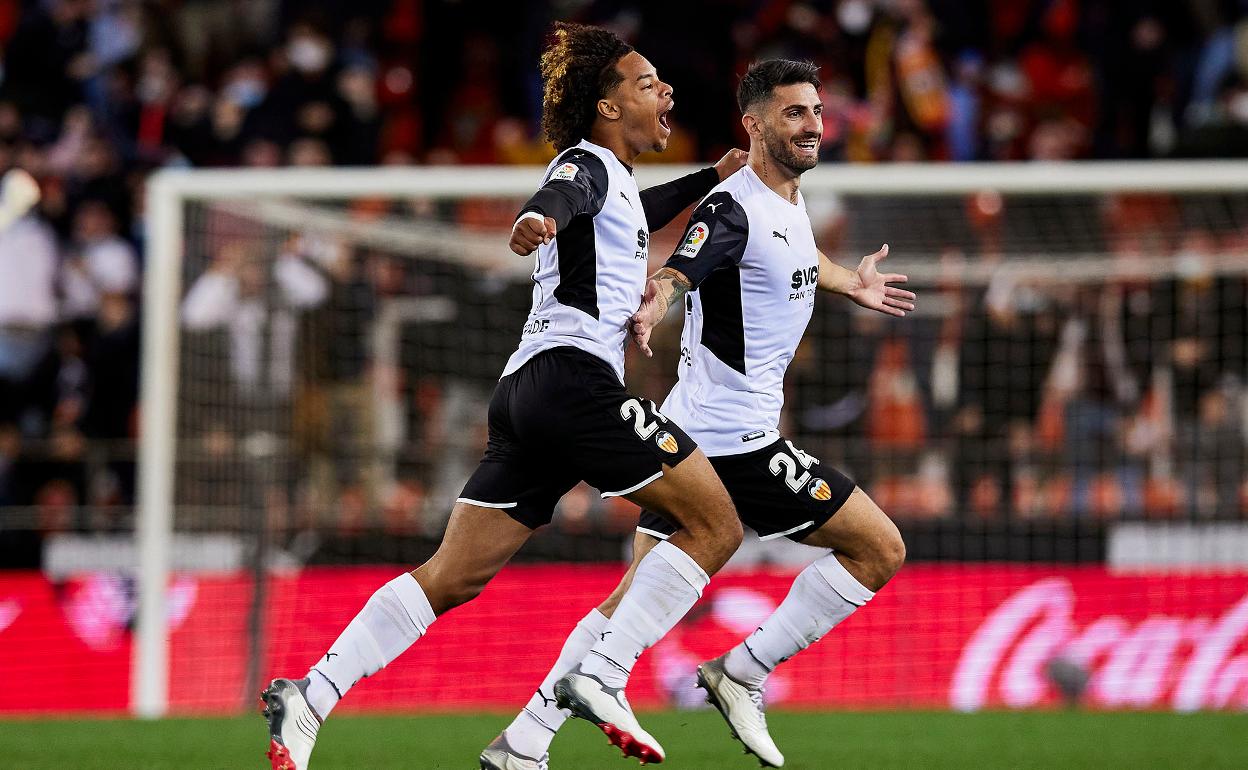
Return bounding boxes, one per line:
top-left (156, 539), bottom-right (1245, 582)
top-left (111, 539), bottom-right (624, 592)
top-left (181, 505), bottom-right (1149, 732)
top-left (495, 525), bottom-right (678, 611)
top-left (488, 59), bottom-right (912, 769)
top-left (261, 22), bottom-right (751, 770)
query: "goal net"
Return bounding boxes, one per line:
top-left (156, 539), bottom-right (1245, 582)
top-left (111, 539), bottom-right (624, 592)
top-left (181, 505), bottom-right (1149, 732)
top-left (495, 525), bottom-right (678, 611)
top-left (130, 162), bottom-right (1248, 716)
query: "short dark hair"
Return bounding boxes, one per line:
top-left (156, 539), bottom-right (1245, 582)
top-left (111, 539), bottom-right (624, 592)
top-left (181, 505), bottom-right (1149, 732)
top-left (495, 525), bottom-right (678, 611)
top-left (539, 22), bottom-right (634, 150)
top-left (736, 59), bottom-right (822, 113)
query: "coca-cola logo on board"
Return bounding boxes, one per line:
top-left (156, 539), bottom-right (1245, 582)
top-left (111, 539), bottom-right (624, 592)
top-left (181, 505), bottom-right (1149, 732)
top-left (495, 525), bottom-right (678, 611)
top-left (951, 578), bottom-right (1248, 711)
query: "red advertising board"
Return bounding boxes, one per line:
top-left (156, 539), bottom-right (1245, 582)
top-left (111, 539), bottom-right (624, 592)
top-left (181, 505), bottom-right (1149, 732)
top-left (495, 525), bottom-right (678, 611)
top-left (0, 564), bottom-right (1245, 714)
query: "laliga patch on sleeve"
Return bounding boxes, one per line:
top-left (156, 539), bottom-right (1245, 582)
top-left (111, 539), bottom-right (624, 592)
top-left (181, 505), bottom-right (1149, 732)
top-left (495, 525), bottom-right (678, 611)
top-left (676, 222), bottom-right (709, 258)
top-left (550, 163), bottom-right (578, 182)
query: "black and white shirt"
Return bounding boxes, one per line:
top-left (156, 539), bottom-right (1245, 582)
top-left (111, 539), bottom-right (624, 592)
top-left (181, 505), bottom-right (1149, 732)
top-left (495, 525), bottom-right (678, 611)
top-left (503, 140), bottom-right (719, 382)
top-left (660, 165), bottom-right (820, 456)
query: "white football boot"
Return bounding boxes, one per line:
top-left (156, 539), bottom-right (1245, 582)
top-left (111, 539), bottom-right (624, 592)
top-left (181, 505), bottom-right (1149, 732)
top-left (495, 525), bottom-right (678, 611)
top-left (696, 656), bottom-right (784, 767)
top-left (554, 664), bottom-right (665, 764)
top-left (478, 732), bottom-right (550, 770)
top-left (261, 677), bottom-right (321, 770)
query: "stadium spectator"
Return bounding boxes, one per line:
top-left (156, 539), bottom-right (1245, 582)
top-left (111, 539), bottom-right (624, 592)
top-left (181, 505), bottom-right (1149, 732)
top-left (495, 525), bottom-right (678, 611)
top-left (0, 212), bottom-right (59, 426)
top-left (1165, 230), bottom-right (1246, 517)
top-left (954, 277), bottom-right (1061, 519)
top-left (1051, 257), bottom-right (1162, 518)
top-left (61, 199), bottom-right (139, 321)
top-left (181, 238), bottom-right (329, 397)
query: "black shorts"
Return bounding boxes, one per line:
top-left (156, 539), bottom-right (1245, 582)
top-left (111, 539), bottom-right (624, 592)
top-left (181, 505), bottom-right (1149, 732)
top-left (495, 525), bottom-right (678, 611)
top-left (458, 346), bottom-right (697, 528)
top-left (637, 437), bottom-right (855, 543)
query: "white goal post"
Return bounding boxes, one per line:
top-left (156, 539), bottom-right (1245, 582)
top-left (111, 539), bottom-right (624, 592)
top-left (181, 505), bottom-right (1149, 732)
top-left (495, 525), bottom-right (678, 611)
top-left (135, 160), bottom-right (1248, 717)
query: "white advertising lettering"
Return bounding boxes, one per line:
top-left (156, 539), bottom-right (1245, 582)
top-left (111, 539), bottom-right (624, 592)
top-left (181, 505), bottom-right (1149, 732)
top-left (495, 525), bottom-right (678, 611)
top-left (951, 578), bottom-right (1248, 711)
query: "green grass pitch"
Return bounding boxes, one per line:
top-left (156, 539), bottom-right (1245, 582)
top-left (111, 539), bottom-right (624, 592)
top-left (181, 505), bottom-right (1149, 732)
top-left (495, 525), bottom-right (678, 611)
top-left (1, 710), bottom-right (1244, 769)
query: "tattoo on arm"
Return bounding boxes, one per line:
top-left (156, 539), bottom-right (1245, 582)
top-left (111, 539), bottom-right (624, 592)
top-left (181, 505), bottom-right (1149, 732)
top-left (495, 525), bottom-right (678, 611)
top-left (651, 267), bottom-right (692, 317)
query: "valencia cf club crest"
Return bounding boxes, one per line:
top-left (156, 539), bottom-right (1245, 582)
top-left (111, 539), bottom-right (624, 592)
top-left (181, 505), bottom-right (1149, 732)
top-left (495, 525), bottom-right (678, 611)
top-left (808, 478), bottom-right (832, 501)
top-left (655, 431), bottom-right (679, 454)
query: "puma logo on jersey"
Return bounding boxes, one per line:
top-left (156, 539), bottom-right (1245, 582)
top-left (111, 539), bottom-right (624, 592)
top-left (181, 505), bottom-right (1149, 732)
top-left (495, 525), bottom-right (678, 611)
top-left (772, 229), bottom-right (789, 245)
top-left (620, 190), bottom-right (633, 208)
top-left (707, 201), bottom-right (723, 213)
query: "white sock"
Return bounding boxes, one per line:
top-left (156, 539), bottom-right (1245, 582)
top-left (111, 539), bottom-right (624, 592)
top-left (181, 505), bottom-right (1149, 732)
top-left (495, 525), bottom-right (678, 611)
top-left (503, 608), bottom-right (609, 758)
top-left (580, 541), bottom-right (709, 688)
top-left (304, 573), bottom-right (436, 718)
top-left (724, 552), bottom-right (873, 689)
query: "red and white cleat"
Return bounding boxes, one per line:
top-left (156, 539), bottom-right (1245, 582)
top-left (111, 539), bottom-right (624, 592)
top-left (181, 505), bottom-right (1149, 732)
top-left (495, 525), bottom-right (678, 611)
top-left (261, 678), bottom-right (321, 770)
top-left (554, 666), bottom-right (665, 764)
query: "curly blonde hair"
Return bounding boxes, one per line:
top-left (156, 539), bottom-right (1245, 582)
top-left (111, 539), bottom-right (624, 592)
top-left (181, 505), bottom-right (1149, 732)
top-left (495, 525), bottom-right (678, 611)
top-left (539, 22), bottom-right (633, 150)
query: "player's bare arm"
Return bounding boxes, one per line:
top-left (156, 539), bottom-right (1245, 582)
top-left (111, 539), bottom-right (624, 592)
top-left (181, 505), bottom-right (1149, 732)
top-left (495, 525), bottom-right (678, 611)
top-left (629, 266), bottom-right (692, 357)
top-left (817, 244), bottom-right (916, 317)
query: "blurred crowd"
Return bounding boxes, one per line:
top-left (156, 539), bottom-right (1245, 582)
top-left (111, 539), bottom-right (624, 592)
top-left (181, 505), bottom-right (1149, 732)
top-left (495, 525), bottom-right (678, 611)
top-left (2, 0), bottom-right (1248, 551)
top-left (784, 202), bottom-right (1248, 522)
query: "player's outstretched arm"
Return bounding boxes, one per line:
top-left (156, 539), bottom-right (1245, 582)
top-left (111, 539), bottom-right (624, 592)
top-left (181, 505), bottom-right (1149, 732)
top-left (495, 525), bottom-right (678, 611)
top-left (637, 148), bottom-right (747, 232)
top-left (629, 266), bottom-right (692, 357)
top-left (818, 244), bottom-right (916, 317)
top-left (510, 150), bottom-right (610, 255)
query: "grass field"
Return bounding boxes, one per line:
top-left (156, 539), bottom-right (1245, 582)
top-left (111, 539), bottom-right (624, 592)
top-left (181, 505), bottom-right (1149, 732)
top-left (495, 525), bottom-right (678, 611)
top-left (1, 710), bottom-right (1245, 769)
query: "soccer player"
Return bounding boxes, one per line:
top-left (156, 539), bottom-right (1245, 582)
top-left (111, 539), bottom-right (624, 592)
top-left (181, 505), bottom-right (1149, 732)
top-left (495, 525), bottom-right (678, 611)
top-left (262, 23), bottom-right (750, 770)
top-left (484, 59), bottom-right (912, 770)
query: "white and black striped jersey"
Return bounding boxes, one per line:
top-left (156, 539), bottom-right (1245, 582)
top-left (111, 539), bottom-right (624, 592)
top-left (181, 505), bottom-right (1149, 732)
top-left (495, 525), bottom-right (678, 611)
top-left (660, 165), bottom-right (820, 456)
top-left (503, 140), bottom-right (719, 383)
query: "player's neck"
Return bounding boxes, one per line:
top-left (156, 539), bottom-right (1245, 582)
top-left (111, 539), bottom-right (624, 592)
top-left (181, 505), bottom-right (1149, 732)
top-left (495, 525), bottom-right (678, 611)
top-left (748, 153), bottom-right (801, 205)
top-left (588, 127), bottom-right (641, 170)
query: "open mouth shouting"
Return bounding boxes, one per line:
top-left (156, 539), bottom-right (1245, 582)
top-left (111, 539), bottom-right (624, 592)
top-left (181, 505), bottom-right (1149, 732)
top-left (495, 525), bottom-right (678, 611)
top-left (658, 101), bottom-right (673, 136)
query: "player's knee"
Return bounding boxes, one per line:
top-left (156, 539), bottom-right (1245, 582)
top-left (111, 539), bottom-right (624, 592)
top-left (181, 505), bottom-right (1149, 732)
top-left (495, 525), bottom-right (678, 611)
top-left (724, 515), bottom-right (745, 550)
top-left (882, 528), bottom-right (906, 579)
top-left (869, 524), bottom-right (906, 587)
top-left (705, 514), bottom-right (744, 558)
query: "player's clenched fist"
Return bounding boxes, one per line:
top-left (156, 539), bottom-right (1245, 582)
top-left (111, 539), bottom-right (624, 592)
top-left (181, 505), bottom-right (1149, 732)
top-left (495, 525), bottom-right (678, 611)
top-left (510, 214), bottom-right (557, 255)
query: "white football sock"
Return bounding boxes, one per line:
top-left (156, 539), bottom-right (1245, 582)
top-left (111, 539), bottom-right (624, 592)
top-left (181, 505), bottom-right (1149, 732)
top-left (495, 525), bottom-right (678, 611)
top-left (580, 541), bottom-right (709, 689)
top-left (503, 608), bottom-right (609, 758)
top-left (305, 572), bottom-right (436, 719)
top-left (724, 552), bottom-right (873, 689)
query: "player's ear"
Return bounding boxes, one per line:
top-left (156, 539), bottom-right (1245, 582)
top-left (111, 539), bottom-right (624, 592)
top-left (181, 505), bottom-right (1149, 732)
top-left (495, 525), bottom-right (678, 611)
top-left (598, 98), bottom-right (621, 122)
top-left (742, 112), bottom-right (761, 138)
